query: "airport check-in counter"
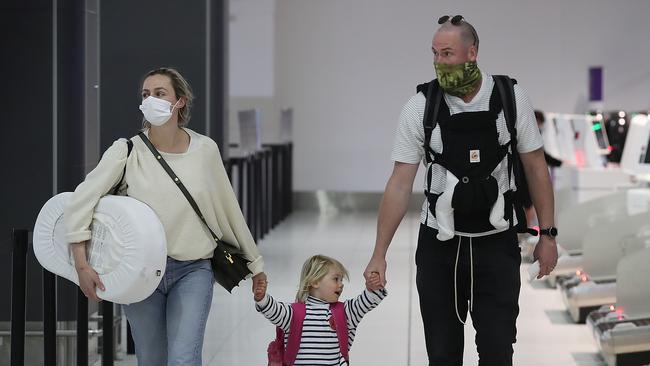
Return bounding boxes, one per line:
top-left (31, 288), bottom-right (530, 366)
top-left (521, 236), bottom-right (582, 288)
top-left (520, 187), bottom-right (575, 263)
top-left (560, 210), bottom-right (650, 322)
top-left (586, 245), bottom-right (650, 366)
top-left (535, 190), bottom-right (630, 288)
top-left (557, 190), bottom-right (632, 255)
top-left (554, 165), bottom-right (634, 204)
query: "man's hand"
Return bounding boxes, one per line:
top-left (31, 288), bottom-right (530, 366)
top-left (533, 236), bottom-right (558, 279)
top-left (365, 271), bottom-right (383, 291)
top-left (364, 256), bottom-right (387, 290)
top-left (76, 265), bottom-right (105, 302)
top-left (252, 272), bottom-right (268, 302)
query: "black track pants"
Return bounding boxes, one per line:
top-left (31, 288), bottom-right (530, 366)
top-left (415, 224), bottom-right (521, 366)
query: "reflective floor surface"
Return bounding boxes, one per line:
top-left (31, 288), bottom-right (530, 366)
top-left (112, 211), bottom-right (605, 366)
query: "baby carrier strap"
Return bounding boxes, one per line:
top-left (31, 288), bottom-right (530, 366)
top-left (419, 75), bottom-right (536, 234)
top-left (492, 75), bottom-right (536, 235)
top-left (419, 80), bottom-right (444, 166)
top-left (279, 302), bottom-right (349, 366)
top-left (418, 80), bottom-right (445, 226)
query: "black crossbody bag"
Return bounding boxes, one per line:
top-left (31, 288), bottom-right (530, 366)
top-left (138, 131), bottom-right (252, 292)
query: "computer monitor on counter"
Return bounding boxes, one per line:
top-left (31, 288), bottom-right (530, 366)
top-left (573, 114), bottom-right (609, 168)
top-left (547, 113), bottom-right (577, 166)
top-left (620, 114), bottom-right (650, 180)
top-left (544, 113), bottom-right (609, 168)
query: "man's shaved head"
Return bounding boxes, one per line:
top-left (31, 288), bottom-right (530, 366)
top-left (437, 20), bottom-right (479, 51)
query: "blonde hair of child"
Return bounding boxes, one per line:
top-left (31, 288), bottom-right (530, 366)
top-left (296, 255), bottom-right (349, 302)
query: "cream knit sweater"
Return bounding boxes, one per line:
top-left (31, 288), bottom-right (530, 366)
top-left (64, 128), bottom-right (264, 275)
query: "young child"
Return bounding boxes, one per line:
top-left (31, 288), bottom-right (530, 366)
top-left (254, 254), bottom-right (387, 365)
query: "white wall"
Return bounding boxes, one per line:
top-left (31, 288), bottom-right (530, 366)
top-left (235, 0), bottom-right (650, 191)
top-left (228, 0), bottom-right (279, 145)
top-left (229, 0), bottom-right (275, 97)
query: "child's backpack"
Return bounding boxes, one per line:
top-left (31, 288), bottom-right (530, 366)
top-left (268, 302), bottom-right (349, 366)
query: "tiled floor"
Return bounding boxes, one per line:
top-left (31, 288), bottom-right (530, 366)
top-left (113, 210), bottom-right (606, 365)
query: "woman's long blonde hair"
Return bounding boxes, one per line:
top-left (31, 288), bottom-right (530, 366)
top-left (296, 255), bottom-right (349, 302)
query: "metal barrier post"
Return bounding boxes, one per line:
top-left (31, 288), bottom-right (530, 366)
top-left (278, 146), bottom-right (287, 220)
top-left (101, 301), bottom-right (114, 366)
top-left (235, 158), bottom-right (244, 207)
top-left (77, 289), bottom-right (88, 366)
top-left (262, 149), bottom-right (271, 236)
top-left (255, 152), bottom-right (263, 240)
top-left (225, 159), bottom-right (233, 181)
top-left (270, 146), bottom-right (281, 227)
top-left (126, 322), bottom-right (135, 354)
top-left (43, 269), bottom-right (57, 366)
top-left (274, 146), bottom-right (282, 225)
top-left (246, 156), bottom-right (255, 240)
top-left (10, 229), bottom-right (28, 366)
top-left (287, 142), bottom-right (293, 216)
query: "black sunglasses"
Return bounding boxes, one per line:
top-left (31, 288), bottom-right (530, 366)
top-left (437, 15), bottom-right (478, 46)
top-left (438, 15), bottom-right (464, 25)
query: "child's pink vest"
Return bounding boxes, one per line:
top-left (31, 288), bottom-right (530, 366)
top-left (267, 302), bottom-right (349, 366)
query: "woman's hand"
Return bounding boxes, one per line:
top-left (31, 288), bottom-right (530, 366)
top-left (252, 272), bottom-right (268, 302)
top-left (71, 242), bottom-right (104, 301)
top-left (75, 265), bottom-right (105, 302)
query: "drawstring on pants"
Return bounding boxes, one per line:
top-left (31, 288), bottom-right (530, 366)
top-left (454, 236), bottom-right (474, 325)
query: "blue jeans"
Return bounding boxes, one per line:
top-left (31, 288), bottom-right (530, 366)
top-left (123, 257), bottom-right (214, 366)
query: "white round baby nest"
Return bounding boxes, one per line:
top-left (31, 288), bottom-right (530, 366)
top-left (33, 192), bottom-right (167, 304)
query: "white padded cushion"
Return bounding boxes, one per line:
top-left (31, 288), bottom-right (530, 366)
top-left (33, 192), bottom-right (167, 304)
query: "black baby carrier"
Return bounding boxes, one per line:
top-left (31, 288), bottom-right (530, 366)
top-left (418, 75), bottom-right (535, 236)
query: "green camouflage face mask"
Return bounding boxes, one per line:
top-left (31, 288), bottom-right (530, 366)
top-left (434, 61), bottom-right (481, 97)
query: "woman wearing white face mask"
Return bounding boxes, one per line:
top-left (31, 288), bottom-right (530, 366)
top-left (64, 67), bottom-right (267, 366)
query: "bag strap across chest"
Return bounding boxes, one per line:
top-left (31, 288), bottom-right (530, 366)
top-left (110, 139), bottom-right (133, 195)
top-left (138, 131), bottom-right (226, 243)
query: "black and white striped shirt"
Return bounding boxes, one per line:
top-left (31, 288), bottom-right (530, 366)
top-left (256, 289), bottom-right (387, 365)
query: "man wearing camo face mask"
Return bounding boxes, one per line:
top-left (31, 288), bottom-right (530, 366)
top-left (431, 16), bottom-right (482, 100)
top-left (366, 15), bottom-right (558, 366)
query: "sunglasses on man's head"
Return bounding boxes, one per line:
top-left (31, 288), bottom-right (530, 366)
top-left (437, 15), bottom-right (478, 46)
top-left (438, 15), bottom-right (465, 25)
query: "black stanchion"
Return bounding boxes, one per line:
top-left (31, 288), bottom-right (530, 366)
top-left (43, 269), bottom-right (57, 366)
top-left (101, 301), bottom-right (114, 366)
top-left (246, 156), bottom-right (255, 240)
top-left (10, 229), bottom-right (28, 366)
top-left (287, 143), bottom-right (293, 217)
top-left (225, 159), bottom-right (233, 181)
top-left (259, 152), bottom-right (266, 237)
top-left (226, 141), bottom-right (292, 240)
top-left (264, 145), bottom-right (281, 227)
top-left (126, 322), bottom-right (135, 354)
top-left (255, 152), bottom-right (263, 240)
top-left (262, 149), bottom-right (271, 236)
top-left (77, 289), bottom-right (88, 366)
top-left (249, 154), bottom-right (256, 240)
top-left (281, 144), bottom-right (290, 219)
top-left (235, 158), bottom-right (245, 207)
top-left (278, 146), bottom-right (287, 220)
top-left (273, 146), bottom-right (282, 226)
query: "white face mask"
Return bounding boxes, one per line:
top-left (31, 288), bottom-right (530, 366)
top-left (139, 96), bottom-right (180, 126)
